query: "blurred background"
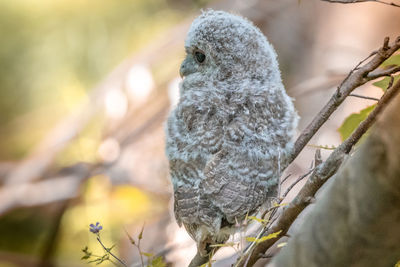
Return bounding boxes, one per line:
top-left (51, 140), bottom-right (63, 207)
top-left (0, 0), bottom-right (399, 266)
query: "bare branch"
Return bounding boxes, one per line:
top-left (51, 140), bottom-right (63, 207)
top-left (349, 93), bottom-right (380, 101)
top-left (282, 168), bottom-right (314, 199)
top-left (321, 0), bottom-right (400, 8)
top-left (290, 36), bottom-right (400, 163)
top-left (234, 37), bottom-right (400, 267)
top-left (367, 65), bottom-right (400, 79)
top-left (0, 167), bottom-right (90, 215)
top-left (272, 90), bottom-right (400, 267)
top-left (314, 148), bottom-right (322, 166)
top-left (3, 19), bottom-right (190, 186)
top-left (280, 173), bottom-right (292, 185)
top-left (235, 73), bottom-right (400, 267)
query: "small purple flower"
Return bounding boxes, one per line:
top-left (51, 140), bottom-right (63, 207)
top-left (89, 222), bottom-right (103, 234)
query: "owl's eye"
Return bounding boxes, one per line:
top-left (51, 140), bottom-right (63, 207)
top-left (194, 51), bottom-right (206, 63)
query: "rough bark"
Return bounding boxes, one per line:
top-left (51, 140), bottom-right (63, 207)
top-left (272, 93), bottom-right (400, 267)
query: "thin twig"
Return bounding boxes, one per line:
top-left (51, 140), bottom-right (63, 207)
top-left (314, 149), bottom-right (323, 167)
top-left (349, 94), bottom-right (380, 101)
top-left (243, 155), bottom-right (318, 259)
top-left (260, 201), bottom-right (281, 221)
top-left (387, 75), bottom-right (395, 89)
top-left (280, 173), bottom-right (292, 185)
top-left (321, 0), bottom-right (400, 8)
top-left (258, 253), bottom-right (273, 259)
top-left (97, 237), bottom-right (128, 267)
top-left (282, 168), bottom-right (315, 199)
top-left (137, 224), bottom-right (145, 267)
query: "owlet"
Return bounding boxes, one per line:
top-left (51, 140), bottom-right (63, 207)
top-left (165, 10), bottom-right (298, 257)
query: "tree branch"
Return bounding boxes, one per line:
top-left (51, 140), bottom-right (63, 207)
top-left (272, 87), bottom-right (400, 267)
top-left (290, 36), bottom-right (400, 163)
top-left (235, 42), bottom-right (400, 266)
top-left (367, 65), bottom-right (400, 79)
top-left (321, 0), bottom-right (400, 8)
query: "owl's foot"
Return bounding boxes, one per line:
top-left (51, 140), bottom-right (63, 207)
top-left (188, 250), bottom-right (211, 267)
top-left (197, 240), bottom-right (212, 257)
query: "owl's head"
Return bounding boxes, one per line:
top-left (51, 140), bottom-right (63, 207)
top-left (180, 10), bottom-right (281, 83)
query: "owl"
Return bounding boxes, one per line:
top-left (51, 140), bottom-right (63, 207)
top-left (165, 10), bottom-right (298, 257)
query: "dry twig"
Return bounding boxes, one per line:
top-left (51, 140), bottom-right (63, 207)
top-left (349, 93), bottom-right (380, 101)
top-left (321, 0), bottom-right (400, 8)
top-left (281, 168), bottom-right (314, 199)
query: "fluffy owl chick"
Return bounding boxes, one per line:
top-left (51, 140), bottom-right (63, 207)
top-left (165, 10), bottom-right (298, 257)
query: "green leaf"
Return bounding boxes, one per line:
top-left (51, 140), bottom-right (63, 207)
top-left (307, 144), bottom-right (337, 150)
top-left (81, 246), bottom-right (92, 260)
top-left (372, 74), bottom-right (400, 91)
top-left (125, 229), bottom-right (136, 245)
top-left (272, 202), bottom-right (288, 208)
top-left (141, 252), bottom-right (153, 257)
top-left (248, 216), bottom-right (268, 224)
top-left (150, 256), bottom-right (167, 267)
top-left (138, 223), bottom-right (145, 240)
top-left (246, 237), bottom-right (258, 242)
top-left (199, 262), bottom-right (215, 267)
top-left (338, 105), bottom-right (376, 141)
top-left (209, 242), bottom-right (237, 248)
top-left (381, 54), bottom-right (400, 67)
top-left (89, 258), bottom-right (102, 264)
top-left (81, 254), bottom-right (91, 260)
top-left (246, 230), bottom-right (282, 243)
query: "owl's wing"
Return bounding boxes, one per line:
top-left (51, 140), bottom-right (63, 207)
top-left (200, 148), bottom-right (278, 225)
top-left (170, 158), bottom-right (223, 234)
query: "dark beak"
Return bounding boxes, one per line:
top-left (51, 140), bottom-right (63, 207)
top-left (179, 57), bottom-right (196, 78)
